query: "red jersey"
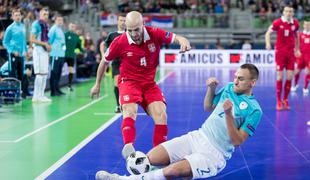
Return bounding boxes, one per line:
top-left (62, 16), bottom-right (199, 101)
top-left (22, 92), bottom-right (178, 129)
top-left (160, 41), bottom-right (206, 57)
top-left (299, 31), bottom-right (310, 55)
top-left (271, 17), bottom-right (299, 52)
top-left (105, 26), bottom-right (174, 82)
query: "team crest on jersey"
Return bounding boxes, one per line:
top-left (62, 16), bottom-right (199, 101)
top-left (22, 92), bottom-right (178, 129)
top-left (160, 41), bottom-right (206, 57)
top-left (123, 95), bottom-right (129, 101)
top-left (305, 38), bottom-right (310, 43)
top-left (127, 52), bottom-right (133, 56)
top-left (291, 25), bottom-right (295, 31)
top-left (280, 25), bottom-right (284, 29)
top-left (148, 43), bottom-right (156, 52)
top-left (239, 101), bottom-right (248, 110)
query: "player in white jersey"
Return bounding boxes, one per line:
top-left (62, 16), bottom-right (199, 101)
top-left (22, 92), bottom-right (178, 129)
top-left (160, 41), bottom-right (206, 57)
top-left (96, 64), bottom-right (263, 180)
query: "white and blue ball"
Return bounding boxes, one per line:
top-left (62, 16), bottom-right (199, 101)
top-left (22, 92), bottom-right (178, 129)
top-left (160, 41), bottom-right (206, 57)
top-left (126, 151), bottom-right (151, 175)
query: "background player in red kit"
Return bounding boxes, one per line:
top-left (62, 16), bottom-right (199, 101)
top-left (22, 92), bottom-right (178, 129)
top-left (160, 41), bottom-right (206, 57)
top-left (291, 21), bottom-right (310, 95)
top-left (265, 5), bottom-right (301, 110)
top-left (90, 11), bottom-right (191, 159)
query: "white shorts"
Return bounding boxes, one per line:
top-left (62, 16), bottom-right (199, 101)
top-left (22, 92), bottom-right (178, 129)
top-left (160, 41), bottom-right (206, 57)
top-left (33, 46), bottom-right (49, 74)
top-left (161, 130), bottom-right (226, 179)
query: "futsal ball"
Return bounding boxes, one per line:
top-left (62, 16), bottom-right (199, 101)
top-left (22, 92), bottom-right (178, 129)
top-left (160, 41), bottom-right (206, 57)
top-left (126, 151), bottom-right (151, 175)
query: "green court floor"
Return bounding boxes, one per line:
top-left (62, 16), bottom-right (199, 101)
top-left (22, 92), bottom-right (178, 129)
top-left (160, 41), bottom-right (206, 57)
top-left (0, 69), bottom-right (170, 180)
top-left (0, 76), bottom-right (118, 179)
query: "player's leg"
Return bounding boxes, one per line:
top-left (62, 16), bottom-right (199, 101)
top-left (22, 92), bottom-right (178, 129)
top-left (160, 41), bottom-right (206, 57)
top-left (118, 80), bottom-right (144, 159)
top-left (121, 103), bottom-right (138, 159)
top-left (50, 57), bottom-right (57, 96)
top-left (66, 57), bottom-right (75, 91)
top-left (97, 131), bottom-right (193, 180)
top-left (143, 83), bottom-right (168, 147)
top-left (303, 60), bottom-right (310, 95)
top-left (112, 61), bottom-right (121, 113)
top-left (39, 49), bottom-right (51, 102)
top-left (56, 57), bottom-right (65, 95)
top-left (283, 54), bottom-right (295, 110)
top-left (147, 101), bottom-right (168, 147)
top-left (113, 74), bottom-right (121, 112)
top-left (292, 56), bottom-right (304, 91)
top-left (8, 53), bottom-right (17, 78)
top-left (275, 52), bottom-right (284, 110)
top-left (96, 160), bottom-right (190, 180)
top-left (32, 47), bottom-right (41, 102)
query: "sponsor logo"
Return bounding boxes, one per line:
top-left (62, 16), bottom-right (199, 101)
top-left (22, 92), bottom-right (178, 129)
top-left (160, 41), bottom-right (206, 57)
top-left (230, 53), bottom-right (241, 63)
top-left (179, 53), bottom-right (223, 64)
top-left (165, 53), bottom-right (177, 63)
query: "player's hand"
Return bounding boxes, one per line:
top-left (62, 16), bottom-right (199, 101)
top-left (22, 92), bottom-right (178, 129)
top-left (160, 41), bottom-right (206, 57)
top-left (206, 77), bottom-right (219, 90)
top-left (179, 37), bottom-right (191, 53)
top-left (90, 84), bottom-right (100, 99)
top-left (223, 99), bottom-right (233, 115)
top-left (45, 43), bottom-right (51, 52)
top-left (295, 49), bottom-right (301, 58)
top-left (265, 44), bottom-right (272, 50)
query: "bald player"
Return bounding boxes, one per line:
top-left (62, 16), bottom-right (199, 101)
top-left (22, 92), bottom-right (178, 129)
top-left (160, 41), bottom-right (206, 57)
top-left (90, 11), bottom-right (191, 160)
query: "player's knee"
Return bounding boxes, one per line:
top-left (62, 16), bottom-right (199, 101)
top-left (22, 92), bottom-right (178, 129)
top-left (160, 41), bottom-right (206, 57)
top-left (152, 109), bottom-right (167, 123)
top-left (122, 106), bottom-right (137, 119)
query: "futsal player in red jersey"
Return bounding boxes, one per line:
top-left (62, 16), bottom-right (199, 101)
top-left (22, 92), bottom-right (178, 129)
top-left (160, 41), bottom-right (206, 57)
top-left (90, 11), bottom-right (191, 159)
top-left (265, 5), bottom-right (301, 110)
top-left (291, 21), bottom-right (310, 95)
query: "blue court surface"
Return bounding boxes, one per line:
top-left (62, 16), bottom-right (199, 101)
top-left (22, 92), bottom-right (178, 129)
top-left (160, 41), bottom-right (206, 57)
top-left (41, 67), bottom-right (310, 180)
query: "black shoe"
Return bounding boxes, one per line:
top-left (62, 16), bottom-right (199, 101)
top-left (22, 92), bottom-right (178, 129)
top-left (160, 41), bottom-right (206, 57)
top-left (22, 93), bottom-right (27, 99)
top-left (114, 106), bottom-right (121, 113)
top-left (56, 89), bottom-right (66, 95)
top-left (51, 91), bottom-right (61, 96)
top-left (68, 86), bottom-right (74, 92)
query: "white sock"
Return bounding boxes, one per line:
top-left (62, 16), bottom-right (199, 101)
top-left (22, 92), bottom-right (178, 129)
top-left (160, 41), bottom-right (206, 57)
top-left (119, 169), bottom-right (165, 180)
top-left (40, 75), bottom-right (47, 98)
top-left (33, 75), bottom-right (42, 99)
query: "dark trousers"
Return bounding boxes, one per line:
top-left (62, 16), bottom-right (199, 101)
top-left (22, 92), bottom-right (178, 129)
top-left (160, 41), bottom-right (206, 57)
top-left (50, 57), bottom-right (64, 94)
top-left (9, 53), bottom-right (24, 81)
top-left (9, 53), bottom-right (29, 93)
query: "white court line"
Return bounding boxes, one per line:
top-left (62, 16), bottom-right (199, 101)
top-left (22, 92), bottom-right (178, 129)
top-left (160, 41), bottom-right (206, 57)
top-left (94, 112), bottom-right (147, 116)
top-left (265, 115), bottom-right (310, 163)
top-left (239, 146), bottom-right (254, 180)
top-left (36, 70), bottom-right (175, 179)
top-left (3, 94), bottom-right (108, 143)
top-left (0, 140), bottom-right (15, 143)
top-left (35, 113), bottom-right (122, 180)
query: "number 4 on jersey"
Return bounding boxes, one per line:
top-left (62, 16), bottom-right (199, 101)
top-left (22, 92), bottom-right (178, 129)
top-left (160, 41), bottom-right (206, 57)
top-left (140, 57), bottom-right (147, 66)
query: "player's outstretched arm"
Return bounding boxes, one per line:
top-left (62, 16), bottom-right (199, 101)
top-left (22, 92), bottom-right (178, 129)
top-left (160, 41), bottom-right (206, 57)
top-left (265, 26), bottom-right (273, 50)
top-left (173, 35), bottom-right (191, 53)
top-left (204, 77), bottom-right (218, 111)
top-left (90, 57), bottom-right (109, 99)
